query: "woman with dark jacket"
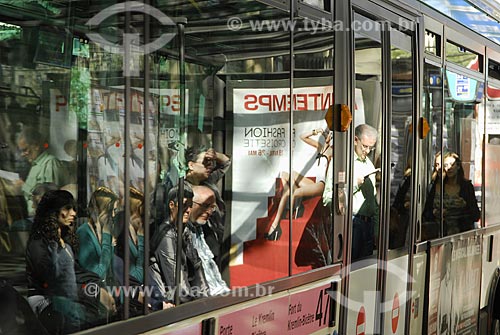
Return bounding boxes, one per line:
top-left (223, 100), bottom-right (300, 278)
top-left (424, 152), bottom-right (480, 235)
top-left (26, 190), bottom-right (85, 333)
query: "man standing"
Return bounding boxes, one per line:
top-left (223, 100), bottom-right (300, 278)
top-left (352, 124), bottom-right (379, 261)
top-left (17, 127), bottom-right (64, 214)
top-left (188, 185), bottom-right (229, 296)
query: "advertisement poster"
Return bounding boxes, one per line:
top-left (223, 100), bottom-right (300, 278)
top-left (50, 89), bottom-right (78, 161)
top-left (229, 83), bottom-right (368, 284)
top-left (451, 237), bottom-right (481, 334)
top-left (427, 237), bottom-right (481, 335)
top-left (231, 85), bottom-right (334, 244)
top-left (87, 87), bottom-right (157, 198)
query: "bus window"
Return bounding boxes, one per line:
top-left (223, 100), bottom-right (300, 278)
top-left (422, 63), bottom-right (443, 240)
top-left (388, 33), bottom-right (413, 250)
top-left (353, 22), bottom-right (382, 261)
top-left (422, 68), bottom-right (483, 238)
top-left (291, 17), bottom-right (334, 273)
top-left (425, 30), bottom-right (441, 57)
top-left (189, 5), bottom-right (292, 289)
top-left (446, 41), bottom-right (481, 72)
top-left (485, 79), bottom-right (500, 226)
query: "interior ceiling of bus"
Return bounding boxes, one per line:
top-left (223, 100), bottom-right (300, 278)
top-left (0, 0), bottom-right (500, 61)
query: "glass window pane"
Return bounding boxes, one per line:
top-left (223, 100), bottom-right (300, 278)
top-left (488, 60), bottom-right (500, 81)
top-left (389, 34), bottom-right (413, 250)
top-left (353, 27), bottom-right (382, 261)
top-left (485, 82), bottom-right (500, 226)
top-left (166, 3), bottom-right (292, 290)
top-left (423, 69), bottom-right (482, 237)
top-left (425, 30), bottom-right (441, 57)
top-left (301, 0), bottom-right (332, 12)
top-left (422, 63), bottom-right (443, 240)
top-left (291, 17), bottom-right (334, 274)
top-left (446, 41), bottom-right (481, 72)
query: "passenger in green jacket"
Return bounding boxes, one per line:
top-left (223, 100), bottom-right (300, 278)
top-left (77, 187), bottom-right (120, 284)
top-left (17, 127), bottom-right (64, 215)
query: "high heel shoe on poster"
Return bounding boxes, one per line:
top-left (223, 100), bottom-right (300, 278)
top-left (264, 224), bottom-right (282, 241)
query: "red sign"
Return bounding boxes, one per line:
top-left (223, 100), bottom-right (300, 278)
top-left (392, 293), bottom-right (400, 333)
top-left (356, 306), bottom-right (366, 335)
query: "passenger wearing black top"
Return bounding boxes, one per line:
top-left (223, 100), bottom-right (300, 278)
top-left (424, 152), bottom-right (480, 235)
top-left (185, 146), bottom-right (231, 281)
top-left (26, 190), bottom-right (85, 333)
top-left (149, 184), bottom-right (209, 303)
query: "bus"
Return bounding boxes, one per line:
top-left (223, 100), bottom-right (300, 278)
top-left (1, 0), bottom-right (500, 334)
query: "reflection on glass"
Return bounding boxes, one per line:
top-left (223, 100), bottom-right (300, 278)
top-left (424, 152), bottom-right (480, 235)
top-left (354, 32), bottom-right (382, 260)
top-left (185, 8), bottom-right (294, 288)
top-left (485, 82), bottom-right (500, 226)
top-left (289, 18), bottom-right (334, 274)
top-left (488, 60), bottom-right (500, 81)
top-left (445, 41), bottom-right (480, 71)
top-left (302, 0), bottom-right (331, 12)
top-left (425, 30), bottom-right (440, 56)
top-left (422, 67), bottom-right (482, 238)
top-left (0, 0), bottom-right (346, 331)
top-left (422, 63), bottom-right (443, 240)
top-left (389, 42), bottom-right (413, 250)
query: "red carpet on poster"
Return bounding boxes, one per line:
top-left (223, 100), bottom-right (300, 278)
top-left (230, 192), bottom-right (323, 287)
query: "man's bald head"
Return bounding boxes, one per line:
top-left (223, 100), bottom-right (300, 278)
top-left (190, 185), bottom-right (217, 225)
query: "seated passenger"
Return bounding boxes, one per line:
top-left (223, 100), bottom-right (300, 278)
top-left (185, 147), bottom-right (231, 278)
top-left (187, 185), bottom-right (229, 296)
top-left (149, 184), bottom-right (209, 303)
top-left (77, 187), bottom-right (119, 286)
top-left (114, 187), bottom-right (165, 311)
top-left (424, 152), bottom-right (480, 235)
top-left (16, 127), bottom-right (65, 215)
top-left (114, 187), bottom-right (144, 283)
top-left (26, 190), bottom-right (86, 333)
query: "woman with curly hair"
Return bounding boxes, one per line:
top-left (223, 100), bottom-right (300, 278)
top-left (25, 190), bottom-right (84, 333)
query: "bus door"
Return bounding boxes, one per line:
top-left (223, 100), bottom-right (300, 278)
top-left (346, 12), bottom-right (382, 335)
top-left (421, 31), bottom-right (485, 335)
top-left (345, 8), bottom-right (417, 335)
top-left (382, 24), bottom-right (415, 335)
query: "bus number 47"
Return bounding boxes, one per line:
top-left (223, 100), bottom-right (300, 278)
top-left (315, 288), bottom-right (334, 327)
